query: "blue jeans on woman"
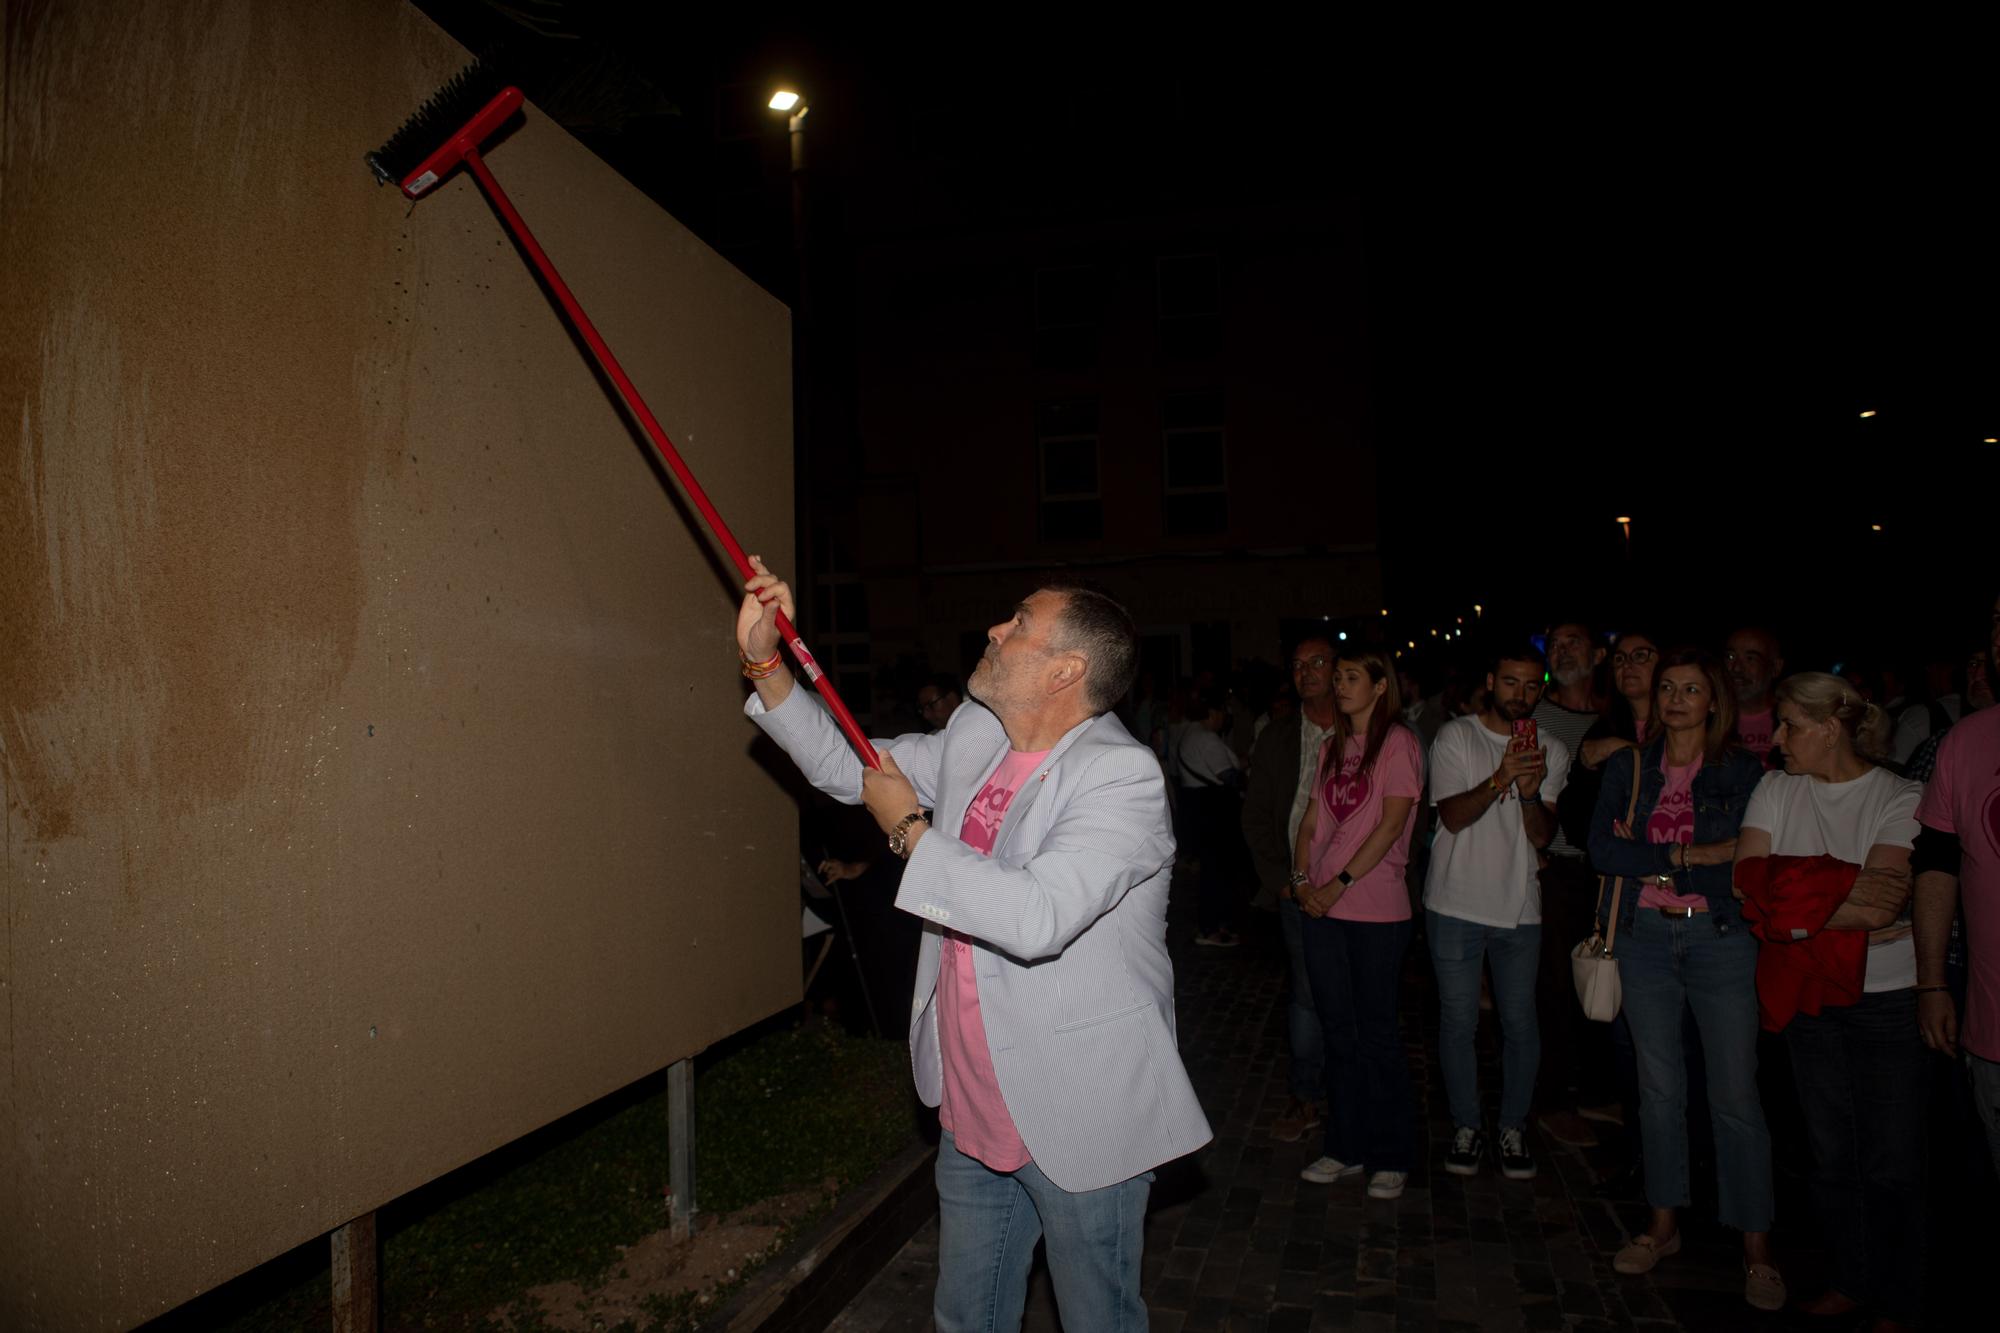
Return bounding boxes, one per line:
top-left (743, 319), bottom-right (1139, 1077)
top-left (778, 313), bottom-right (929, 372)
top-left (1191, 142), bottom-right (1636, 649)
top-left (933, 1130), bottom-right (1152, 1332)
top-left (1785, 988), bottom-right (1929, 1324)
top-left (1301, 915), bottom-right (1414, 1170)
top-left (1619, 909), bottom-right (1773, 1232)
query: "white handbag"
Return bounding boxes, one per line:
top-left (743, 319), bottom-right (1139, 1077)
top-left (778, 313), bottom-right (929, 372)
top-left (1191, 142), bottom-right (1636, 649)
top-left (1571, 749), bottom-right (1641, 1022)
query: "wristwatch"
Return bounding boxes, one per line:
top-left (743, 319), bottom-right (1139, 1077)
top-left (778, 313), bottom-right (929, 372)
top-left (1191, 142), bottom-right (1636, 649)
top-left (1335, 870), bottom-right (1354, 888)
top-left (888, 810), bottom-right (930, 860)
top-left (1287, 870), bottom-right (1310, 889)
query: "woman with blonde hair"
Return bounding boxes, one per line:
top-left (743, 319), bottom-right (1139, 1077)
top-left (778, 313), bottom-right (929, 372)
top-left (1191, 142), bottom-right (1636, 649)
top-left (1738, 672), bottom-right (1924, 1333)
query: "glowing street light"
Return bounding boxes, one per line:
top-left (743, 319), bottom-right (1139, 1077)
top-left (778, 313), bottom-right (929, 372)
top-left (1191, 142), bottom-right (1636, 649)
top-left (1986, 438), bottom-right (1998, 444)
top-left (768, 89), bottom-right (801, 111)
top-left (1473, 604), bottom-right (1483, 617)
top-left (1870, 523), bottom-right (1884, 532)
top-left (1858, 409), bottom-right (1877, 418)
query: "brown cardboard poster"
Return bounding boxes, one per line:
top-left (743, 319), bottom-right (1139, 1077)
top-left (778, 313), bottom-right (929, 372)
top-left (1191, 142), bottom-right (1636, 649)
top-left (0, 3), bottom-right (801, 1326)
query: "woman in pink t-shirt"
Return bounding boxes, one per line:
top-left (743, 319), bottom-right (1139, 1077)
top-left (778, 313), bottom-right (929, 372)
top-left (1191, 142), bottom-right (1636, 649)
top-left (1289, 646), bottom-right (1424, 1199)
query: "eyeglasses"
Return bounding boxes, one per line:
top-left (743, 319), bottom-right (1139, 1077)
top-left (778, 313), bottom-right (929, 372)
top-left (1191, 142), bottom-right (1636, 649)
top-left (1611, 648), bottom-right (1657, 666)
top-left (1291, 656), bottom-right (1331, 672)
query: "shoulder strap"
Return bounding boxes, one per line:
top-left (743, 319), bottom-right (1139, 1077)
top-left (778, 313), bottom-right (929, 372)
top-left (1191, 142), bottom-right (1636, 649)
top-left (1602, 747), bottom-right (1644, 953)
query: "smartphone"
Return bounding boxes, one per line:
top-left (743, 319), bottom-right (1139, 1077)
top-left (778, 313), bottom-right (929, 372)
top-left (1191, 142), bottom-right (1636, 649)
top-left (1510, 718), bottom-right (1538, 752)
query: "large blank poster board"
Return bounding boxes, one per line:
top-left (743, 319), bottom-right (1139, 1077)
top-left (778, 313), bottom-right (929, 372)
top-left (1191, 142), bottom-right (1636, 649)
top-left (0, 3), bottom-right (801, 1327)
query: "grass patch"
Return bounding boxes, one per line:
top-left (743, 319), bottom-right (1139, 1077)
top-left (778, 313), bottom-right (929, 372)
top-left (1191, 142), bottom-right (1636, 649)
top-left (154, 1018), bottom-right (914, 1332)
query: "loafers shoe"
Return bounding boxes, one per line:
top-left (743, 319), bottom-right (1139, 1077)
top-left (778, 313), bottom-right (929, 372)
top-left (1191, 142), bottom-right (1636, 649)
top-left (1613, 1231), bottom-right (1681, 1274)
top-left (1743, 1263), bottom-right (1786, 1312)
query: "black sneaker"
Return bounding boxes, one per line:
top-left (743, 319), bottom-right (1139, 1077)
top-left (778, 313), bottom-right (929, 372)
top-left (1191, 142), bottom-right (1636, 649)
top-left (1444, 1125), bottom-right (1484, 1176)
top-left (1499, 1126), bottom-right (1537, 1180)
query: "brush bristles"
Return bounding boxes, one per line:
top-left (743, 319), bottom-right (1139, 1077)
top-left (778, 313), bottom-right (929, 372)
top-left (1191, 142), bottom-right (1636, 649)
top-left (366, 61), bottom-right (509, 185)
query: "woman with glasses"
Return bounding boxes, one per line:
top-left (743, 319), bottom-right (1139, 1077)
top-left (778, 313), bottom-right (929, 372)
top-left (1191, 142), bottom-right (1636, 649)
top-left (1560, 631), bottom-right (1662, 845)
top-left (1556, 630), bottom-right (1664, 1148)
top-left (915, 674), bottom-right (963, 733)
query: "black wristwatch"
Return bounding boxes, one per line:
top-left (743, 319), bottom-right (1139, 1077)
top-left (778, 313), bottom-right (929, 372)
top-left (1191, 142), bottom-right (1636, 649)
top-left (1335, 869), bottom-right (1354, 888)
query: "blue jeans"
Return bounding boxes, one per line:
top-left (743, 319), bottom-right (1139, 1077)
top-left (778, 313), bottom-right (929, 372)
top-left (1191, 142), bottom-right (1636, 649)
top-left (1619, 909), bottom-right (1773, 1232)
top-left (1428, 910), bottom-right (1540, 1131)
top-left (933, 1130), bottom-right (1151, 1332)
top-left (1278, 897), bottom-right (1326, 1099)
top-left (1786, 989), bottom-right (1928, 1322)
top-left (1302, 915), bottom-right (1414, 1170)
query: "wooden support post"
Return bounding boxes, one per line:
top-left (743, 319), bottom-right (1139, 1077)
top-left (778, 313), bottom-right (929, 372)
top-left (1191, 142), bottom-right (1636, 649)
top-left (668, 1057), bottom-right (696, 1240)
top-left (330, 1210), bottom-right (379, 1333)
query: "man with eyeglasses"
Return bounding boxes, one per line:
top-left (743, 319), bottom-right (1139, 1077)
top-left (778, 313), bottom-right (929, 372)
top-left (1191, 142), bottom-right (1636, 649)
top-left (1531, 621), bottom-right (1609, 1151)
top-left (1243, 636), bottom-right (1339, 1141)
top-left (915, 674), bottom-right (964, 734)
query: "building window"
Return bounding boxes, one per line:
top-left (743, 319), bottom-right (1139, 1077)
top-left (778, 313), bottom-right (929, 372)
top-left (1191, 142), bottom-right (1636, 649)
top-left (809, 529), bottom-right (874, 715)
top-left (1037, 398), bottom-right (1102, 542)
top-left (1156, 253), bottom-right (1221, 362)
top-left (1162, 389), bottom-right (1226, 536)
top-left (1034, 265), bottom-right (1099, 370)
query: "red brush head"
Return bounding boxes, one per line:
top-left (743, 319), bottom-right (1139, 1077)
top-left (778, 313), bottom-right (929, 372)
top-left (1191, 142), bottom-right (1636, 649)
top-left (367, 65), bottom-right (524, 198)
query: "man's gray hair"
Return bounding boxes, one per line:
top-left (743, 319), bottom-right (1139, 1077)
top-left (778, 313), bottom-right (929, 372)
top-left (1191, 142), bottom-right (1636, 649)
top-left (1040, 582), bottom-right (1139, 714)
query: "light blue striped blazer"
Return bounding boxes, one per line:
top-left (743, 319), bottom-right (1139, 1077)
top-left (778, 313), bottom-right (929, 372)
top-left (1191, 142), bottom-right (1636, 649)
top-left (747, 686), bottom-right (1212, 1191)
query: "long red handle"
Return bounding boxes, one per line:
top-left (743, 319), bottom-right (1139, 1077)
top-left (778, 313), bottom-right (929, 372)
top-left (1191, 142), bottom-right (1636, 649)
top-left (457, 147), bottom-right (880, 770)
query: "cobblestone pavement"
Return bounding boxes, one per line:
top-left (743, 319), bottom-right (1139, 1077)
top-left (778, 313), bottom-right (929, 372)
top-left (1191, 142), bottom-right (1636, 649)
top-left (828, 871), bottom-right (1992, 1331)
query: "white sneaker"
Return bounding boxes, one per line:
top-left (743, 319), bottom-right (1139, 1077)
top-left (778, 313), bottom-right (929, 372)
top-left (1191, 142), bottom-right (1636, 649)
top-left (1366, 1170), bottom-right (1408, 1200)
top-left (1299, 1155), bottom-right (1363, 1184)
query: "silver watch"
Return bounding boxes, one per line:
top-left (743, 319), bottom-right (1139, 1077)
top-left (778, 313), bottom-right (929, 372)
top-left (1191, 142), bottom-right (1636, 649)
top-left (1287, 870), bottom-right (1310, 888)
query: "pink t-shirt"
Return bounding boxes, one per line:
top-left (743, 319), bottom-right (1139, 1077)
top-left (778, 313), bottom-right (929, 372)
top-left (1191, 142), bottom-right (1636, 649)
top-left (1640, 756), bottom-right (1709, 910)
top-left (1739, 708), bottom-right (1776, 763)
top-left (1306, 726), bottom-right (1423, 922)
top-left (936, 748), bottom-right (1048, 1170)
top-left (1915, 707), bottom-right (2000, 1061)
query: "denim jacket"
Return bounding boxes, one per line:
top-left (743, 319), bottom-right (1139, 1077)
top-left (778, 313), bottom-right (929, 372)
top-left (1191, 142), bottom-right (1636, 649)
top-left (1586, 740), bottom-right (1766, 936)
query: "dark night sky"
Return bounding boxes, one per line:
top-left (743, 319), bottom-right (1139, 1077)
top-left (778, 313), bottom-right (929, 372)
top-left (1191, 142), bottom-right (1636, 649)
top-left (421, 4), bottom-right (1996, 666)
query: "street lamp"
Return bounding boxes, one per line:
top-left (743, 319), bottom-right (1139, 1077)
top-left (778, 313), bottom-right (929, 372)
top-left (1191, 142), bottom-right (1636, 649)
top-left (770, 87), bottom-right (813, 634)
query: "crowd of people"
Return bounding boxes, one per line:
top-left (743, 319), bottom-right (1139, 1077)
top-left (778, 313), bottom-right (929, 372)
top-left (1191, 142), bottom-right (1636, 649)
top-left (1134, 597), bottom-right (2000, 1329)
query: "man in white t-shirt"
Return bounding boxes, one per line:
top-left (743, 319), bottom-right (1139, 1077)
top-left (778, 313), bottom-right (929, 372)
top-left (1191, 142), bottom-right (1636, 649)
top-left (1177, 694), bottom-right (1244, 947)
top-left (1425, 644), bottom-right (1571, 1181)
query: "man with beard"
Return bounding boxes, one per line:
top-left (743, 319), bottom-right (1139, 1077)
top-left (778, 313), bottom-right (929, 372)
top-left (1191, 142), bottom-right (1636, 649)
top-left (1426, 644), bottom-right (1571, 1180)
top-left (1531, 622), bottom-right (1610, 1147)
top-left (734, 559), bottom-right (1208, 1332)
top-left (1243, 637), bottom-right (1339, 1140)
top-left (1726, 626), bottom-right (1786, 765)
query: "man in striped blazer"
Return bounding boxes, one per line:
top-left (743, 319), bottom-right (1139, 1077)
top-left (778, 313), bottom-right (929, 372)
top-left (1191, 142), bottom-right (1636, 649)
top-left (735, 559), bottom-right (1210, 1331)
